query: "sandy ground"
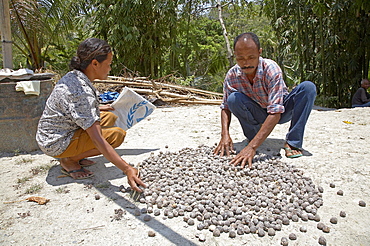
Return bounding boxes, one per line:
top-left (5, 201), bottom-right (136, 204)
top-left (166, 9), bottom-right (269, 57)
top-left (0, 105), bottom-right (369, 246)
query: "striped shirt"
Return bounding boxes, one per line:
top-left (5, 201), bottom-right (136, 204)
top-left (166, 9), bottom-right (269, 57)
top-left (221, 57), bottom-right (288, 114)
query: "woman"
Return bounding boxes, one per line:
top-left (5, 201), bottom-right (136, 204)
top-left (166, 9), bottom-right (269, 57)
top-left (36, 38), bottom-right (145, 192)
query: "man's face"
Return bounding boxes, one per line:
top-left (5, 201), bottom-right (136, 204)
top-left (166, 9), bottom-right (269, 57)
top-left (234, 38), bottom-right (262, 76)
top-left (362, 80), bottom-right (370, 90)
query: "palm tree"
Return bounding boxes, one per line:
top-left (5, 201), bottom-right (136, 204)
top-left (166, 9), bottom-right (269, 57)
top-left (10, 0), bottom-right (86, 70)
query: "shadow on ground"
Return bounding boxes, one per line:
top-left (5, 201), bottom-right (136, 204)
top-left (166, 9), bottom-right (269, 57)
top-left (45, 147), bottom-right (197, 246)
top-left (234, 137), bottom-right (312, 158)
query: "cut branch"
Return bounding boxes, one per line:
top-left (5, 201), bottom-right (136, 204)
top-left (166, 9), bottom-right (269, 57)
top-left (93, 76), bottom-right (223, 106)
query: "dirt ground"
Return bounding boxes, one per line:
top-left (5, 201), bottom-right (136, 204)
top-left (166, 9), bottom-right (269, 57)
top-left (0, 105), bottom-right (369, 246)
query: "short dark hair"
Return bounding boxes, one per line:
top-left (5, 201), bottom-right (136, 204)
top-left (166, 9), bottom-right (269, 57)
top-left (233, 32), bottom-right (260, 50)
top-left (70, 38), bottom-right (111, 71)
top-left (361, 78), bottom-right (370, 85)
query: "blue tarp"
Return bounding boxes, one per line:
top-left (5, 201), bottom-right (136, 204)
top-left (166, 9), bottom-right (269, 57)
top-left (99, 91), bottom-right (120, 102)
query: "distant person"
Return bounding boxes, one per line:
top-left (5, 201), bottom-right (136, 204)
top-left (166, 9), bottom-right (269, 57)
top-left (214, 32), bottom-right (316, 168)
top-left (36, 38), bottom-right (145, 192)
top-left (352, 78), bottom-right (370, 107)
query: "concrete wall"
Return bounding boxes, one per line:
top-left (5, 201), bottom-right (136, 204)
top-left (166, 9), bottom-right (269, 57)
top-left (0, 80), bottom-right (54, 153)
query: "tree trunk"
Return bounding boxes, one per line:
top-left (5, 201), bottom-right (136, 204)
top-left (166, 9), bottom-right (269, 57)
top-left (0, 0), bottom-right (13, 69)
top-left (217, 0), bottom-right (233, 68)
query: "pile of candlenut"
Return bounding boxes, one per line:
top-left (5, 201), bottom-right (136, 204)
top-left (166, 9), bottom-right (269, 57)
top-left (137, 145), bottom-right (324, 241)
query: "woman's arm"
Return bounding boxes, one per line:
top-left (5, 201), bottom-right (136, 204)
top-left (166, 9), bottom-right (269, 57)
top-left (86, 122), bottom-right (146, 192)
top-left (99, 104), bottom-right (114, 111)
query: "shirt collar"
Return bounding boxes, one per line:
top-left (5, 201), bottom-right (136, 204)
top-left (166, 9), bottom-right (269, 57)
top-left (73, 69), bottom-right (97, 93)
top-left (255, 57), bottom-right (263, 79)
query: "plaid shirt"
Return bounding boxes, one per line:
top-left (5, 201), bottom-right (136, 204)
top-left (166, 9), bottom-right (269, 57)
top-left (221, 57), bottom-right (288, 114)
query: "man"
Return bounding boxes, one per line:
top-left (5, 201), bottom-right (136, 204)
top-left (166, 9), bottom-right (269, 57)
top-left (352, 78), bottom-right (370, 107)
top-left (214, 32), bottom-right (316, 168)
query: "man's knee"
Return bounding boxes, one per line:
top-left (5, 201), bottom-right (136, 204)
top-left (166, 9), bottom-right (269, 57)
top-left (300, 81), bottom-right (317, 97)
top-left (227, 92), bottom-right (242, 109)
top-left (227, 92), bottom-right (253, 112)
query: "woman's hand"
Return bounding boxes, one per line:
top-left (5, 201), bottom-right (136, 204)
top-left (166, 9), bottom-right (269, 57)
top-left (86, 122), bottom-right (146, 193)
top-left (99, 104), bottom-right (114, 111)
top-left (125, 166), bottom-right (147, 193)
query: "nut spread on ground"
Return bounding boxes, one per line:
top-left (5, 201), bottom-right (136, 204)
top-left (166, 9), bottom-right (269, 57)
top-left (137, 145), bottom-right (324, 238)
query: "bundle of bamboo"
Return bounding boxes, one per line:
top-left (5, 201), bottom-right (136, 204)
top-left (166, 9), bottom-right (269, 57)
top-left (93, 76), bottom-right (223, 105)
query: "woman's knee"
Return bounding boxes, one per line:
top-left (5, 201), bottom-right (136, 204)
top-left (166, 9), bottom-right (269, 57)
top-left (100, 111), bottom-right (118, 127)
top-left (105, 127), bottom-right (126, 148)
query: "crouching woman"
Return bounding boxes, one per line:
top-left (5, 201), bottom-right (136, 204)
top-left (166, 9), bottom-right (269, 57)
top-left (36, 38), bottom-right (145, 192)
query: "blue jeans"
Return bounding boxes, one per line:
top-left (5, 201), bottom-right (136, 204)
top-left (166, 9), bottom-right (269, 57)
top-left (352, 102), bottom-right (370, 107)
top-left (227, 81), bottom-right (316, 149)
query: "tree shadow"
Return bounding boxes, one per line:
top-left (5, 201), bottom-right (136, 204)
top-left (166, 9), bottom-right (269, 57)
top-left (45, 147), bottom-right (197, 246)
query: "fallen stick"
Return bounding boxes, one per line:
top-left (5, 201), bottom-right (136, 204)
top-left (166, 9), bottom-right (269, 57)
top-left (75, 225), bottom-right (105, 231)
top-left (175, 100), bottom-right (222, 105)
top-left (131, 88), bottom-right (221, 103)
top-left (3, 196), bottom-right (50, 205)
top-left (94, 77), bottom-right (223, 98)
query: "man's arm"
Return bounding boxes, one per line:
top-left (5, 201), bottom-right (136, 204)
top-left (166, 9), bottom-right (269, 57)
top-left (360, 89), bottom-right (370, 102)
top-left (214, 109), bottom-right (234, 156)
top-left (230, 113), bottom-right (281, 168)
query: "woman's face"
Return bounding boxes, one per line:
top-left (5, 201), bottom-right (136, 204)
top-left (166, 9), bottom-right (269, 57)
top-left (95, 52), bottom-right (112, 80)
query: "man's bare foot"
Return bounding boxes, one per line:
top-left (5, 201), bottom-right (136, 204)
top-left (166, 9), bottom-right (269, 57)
top-left (283, 143), bottom-right (303, 158)
top-left (60, 157), bottom-right (94, 179)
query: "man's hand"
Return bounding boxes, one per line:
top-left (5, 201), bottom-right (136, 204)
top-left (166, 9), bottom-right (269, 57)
top-left (214, 135), bottom-right (235, 157)
top-left (229, 145), bottom-right (256, 168)
top-left (99, 104), bottom-right (114, 111)
top-left (229, 114), bottom-right (281, 168)
top-left (125, 166), bottom-right (147, 193)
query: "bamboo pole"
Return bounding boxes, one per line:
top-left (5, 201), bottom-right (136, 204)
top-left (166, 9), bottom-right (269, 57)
top-left (93, 76), bottom-right (223, 105)
top-left (130, 88), bottom-right (222, 104)
top-left (95, 77), bottom-right (223, 97)
top-left (176, 100), bottom-right (222, 105)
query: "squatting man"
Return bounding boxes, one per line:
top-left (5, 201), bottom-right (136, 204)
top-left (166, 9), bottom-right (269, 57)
top-left (214, 32), bottom-right (316, 168)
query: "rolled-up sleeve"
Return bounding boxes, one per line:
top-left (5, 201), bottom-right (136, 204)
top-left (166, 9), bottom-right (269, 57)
top-left (220, 67), bottom-right (239, 110)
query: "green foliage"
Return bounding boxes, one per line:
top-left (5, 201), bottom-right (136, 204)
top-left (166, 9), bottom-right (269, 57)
top-left (44, 33), bottom-right (87, 75)
top-left (9, 0), bottom-right (89, 72)
top-left (264, 0), bottom-right (370, 108)
top-left (193, 1), bottom-right (276, 91)
top-left (172, 15), bottom-right (228, 81)
top-left (90, 0), bottom-right (178, 77)
top-left (6, 0), bottom-right (368, 107)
